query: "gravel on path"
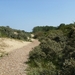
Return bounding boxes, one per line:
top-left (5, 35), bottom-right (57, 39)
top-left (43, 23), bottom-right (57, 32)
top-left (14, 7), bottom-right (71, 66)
top-left (0, 40), bottom-right (40, 75)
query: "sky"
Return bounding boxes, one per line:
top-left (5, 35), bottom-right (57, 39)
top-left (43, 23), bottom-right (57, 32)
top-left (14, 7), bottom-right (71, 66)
top-left (0, 0), bottom-right (75, 32)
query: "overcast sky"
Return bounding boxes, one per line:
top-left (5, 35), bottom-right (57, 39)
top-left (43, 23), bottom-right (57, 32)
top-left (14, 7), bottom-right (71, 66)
top-left (0, 0), bottom-right (75, 32)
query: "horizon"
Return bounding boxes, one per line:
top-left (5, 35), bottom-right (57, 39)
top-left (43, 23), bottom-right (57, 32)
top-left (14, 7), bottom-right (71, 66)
top-left (0, 0), bottom-right (75, 32)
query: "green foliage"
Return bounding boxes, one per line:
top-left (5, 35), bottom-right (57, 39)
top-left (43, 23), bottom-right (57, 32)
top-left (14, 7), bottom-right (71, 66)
top-left (57, 23), bottom-right (75, 36)
top-left (33, 23), bottom-right (75, 38)
top-left (61, 58), bottom-right (75, 75)
top-left (27, 62), bottom-right (57, 75)
top-left (0, 26), bottom-right (31, 41)
top-left (33, 26), bottom-right (57, 38)
top-left (26, 23), bottom-right (75, 75)
top-left (29, 46), bottom-right (46, 61)
top-left (33, 26), bottom-right (56, 33)
top-left (33, 31), bottom-right (44, 39)
top-left (0, 51), bottom-right (8, 58)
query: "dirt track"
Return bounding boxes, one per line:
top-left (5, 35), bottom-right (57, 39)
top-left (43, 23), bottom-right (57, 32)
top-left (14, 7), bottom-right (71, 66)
top-left (0, 40), bottom-right (40, 75)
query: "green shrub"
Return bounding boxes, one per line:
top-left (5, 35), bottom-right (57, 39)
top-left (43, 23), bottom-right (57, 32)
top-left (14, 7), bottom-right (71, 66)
top-left (26, 23), bottom-right (75, 75)
top-left (0, 26), bottom-right (31, 41)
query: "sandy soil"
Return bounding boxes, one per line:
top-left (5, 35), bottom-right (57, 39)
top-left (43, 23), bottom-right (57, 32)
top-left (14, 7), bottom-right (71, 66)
top-left (0, 38), bottom-right (31, 52)
top-left (0, 39), bottom-right (40, 75)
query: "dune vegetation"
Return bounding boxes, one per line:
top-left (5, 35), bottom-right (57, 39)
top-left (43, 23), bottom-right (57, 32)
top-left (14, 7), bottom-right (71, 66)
top-left (0, 26), bottom-right (31, 41)
top-left (26, 23), bottom-right (75, 75)
top-left (0, 26), bottom-right (31, 57)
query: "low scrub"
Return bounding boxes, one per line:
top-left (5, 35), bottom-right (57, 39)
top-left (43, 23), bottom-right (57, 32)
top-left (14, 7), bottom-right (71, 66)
top-left (26, 23), bottom-right (75, 75)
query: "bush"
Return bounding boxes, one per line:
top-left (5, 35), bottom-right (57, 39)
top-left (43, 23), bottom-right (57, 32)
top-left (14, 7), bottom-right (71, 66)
top-left (26, 23), bottom-right (75, 75)
top-left (0, 26), bottom-right (31, 41)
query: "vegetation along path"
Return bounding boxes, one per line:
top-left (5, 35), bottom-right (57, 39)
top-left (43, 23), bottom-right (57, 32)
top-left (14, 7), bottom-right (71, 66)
top-left (0, 40), bottom-right (40, 75)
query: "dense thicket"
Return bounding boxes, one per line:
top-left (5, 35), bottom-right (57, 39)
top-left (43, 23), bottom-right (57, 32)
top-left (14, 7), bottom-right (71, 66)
top-left (33, 26), bottom-right (57, 38)
top-left (26, 23), bottom-right (75, 75)
top-left (0, 26), bottom-right (31, 41)
top-left (33, 23), bottom-right (75, 38)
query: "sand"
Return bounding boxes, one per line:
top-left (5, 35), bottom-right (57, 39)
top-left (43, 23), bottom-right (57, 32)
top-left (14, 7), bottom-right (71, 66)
top-left (0, 39), bottom-right (40, 75)
top-left (0, 38), bottom-right (31, 52)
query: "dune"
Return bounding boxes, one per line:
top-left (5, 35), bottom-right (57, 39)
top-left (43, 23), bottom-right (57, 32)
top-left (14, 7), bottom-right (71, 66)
top-left (0, 38), bottom-right (31, 53)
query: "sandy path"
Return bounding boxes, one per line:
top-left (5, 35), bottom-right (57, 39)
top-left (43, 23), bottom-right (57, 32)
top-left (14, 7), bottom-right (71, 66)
top-left (0, 38), bottom-right (31, 53)
top-left (0, 40), bottom-right (40, 75)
